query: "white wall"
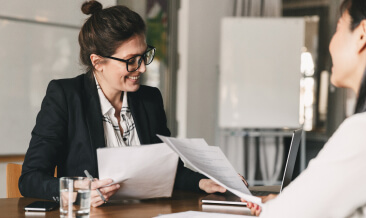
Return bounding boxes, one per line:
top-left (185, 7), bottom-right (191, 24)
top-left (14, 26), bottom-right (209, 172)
top-left (118, 0), bottom-right (146, 20)
top-left (177, 0), bottom-right (234, 145)
top-left (0, 0), bottom-right (115, 156)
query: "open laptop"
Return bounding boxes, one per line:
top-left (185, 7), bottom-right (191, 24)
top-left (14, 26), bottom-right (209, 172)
top-left (201, 128), bottom-right (303, 206)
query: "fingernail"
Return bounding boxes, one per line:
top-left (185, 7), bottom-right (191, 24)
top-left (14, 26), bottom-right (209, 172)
top-left (116, 184), bottom-right (120, 188)
top-left (108, 179), bottom-right (113, 183)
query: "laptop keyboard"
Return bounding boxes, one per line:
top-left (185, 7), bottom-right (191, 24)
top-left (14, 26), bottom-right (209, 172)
top-left (251, 190), bottom-right (279, 196)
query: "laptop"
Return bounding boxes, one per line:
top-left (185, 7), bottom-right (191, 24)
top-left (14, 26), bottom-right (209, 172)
top-left (201, 129), bottom-right (303, 206)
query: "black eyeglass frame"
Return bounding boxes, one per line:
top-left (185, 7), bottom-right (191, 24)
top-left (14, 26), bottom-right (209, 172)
top-left (101, 45), bottom-right (156, 72)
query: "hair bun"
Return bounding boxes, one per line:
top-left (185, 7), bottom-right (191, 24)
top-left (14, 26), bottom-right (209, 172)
top-left (81, 1), bottom-right (103, 15)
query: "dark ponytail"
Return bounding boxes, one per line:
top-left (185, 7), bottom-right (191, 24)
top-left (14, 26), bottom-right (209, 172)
top-left (78, 1), bottom-right (146, 73)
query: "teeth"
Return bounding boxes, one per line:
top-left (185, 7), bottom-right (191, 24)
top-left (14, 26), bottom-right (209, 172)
top-left (128, 76), bottom-right (140, 80)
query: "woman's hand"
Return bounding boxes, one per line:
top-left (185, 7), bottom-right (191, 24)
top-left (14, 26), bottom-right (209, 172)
top-left (90, 178), bottom-right (120, 207)
top-left (199, 179), bottom-right (226, 193)
top-left (242, 194), bottom-right (278, 216)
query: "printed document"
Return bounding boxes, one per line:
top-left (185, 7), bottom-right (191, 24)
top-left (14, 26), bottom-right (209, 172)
top-left (157, 135), bottom-right (262, 205)
top-left (154, 211), bottom-right (252, 218)
top-left (97, 143), bottom-right (178, 200)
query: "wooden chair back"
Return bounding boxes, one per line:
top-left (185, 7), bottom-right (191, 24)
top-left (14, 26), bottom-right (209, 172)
top-left (6, 163), bottom-right (23, 198)
top-left (6, 163), bottom-right (57, 198)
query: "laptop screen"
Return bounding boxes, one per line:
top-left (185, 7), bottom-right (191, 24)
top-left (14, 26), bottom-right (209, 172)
top-left (280, 129), bottom-right (302, 192)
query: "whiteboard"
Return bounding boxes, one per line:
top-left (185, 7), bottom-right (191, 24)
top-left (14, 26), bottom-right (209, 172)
top-left (0, 19), bottom-right (81, 154)
top-left (219, 18), bottom-right (304, 129)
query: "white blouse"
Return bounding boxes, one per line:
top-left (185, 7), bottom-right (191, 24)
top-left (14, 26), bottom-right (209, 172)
top-left (261, 112), bottom-right (366, 218)
top-left (95, 76), bottom-right (140, 147)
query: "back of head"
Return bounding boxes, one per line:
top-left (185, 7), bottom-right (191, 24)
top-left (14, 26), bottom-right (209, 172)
top-left (78, 0), bottom-right (146, 73)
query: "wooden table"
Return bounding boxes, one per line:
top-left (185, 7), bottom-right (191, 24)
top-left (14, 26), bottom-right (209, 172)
top-left (1, 187), bottom-right (279, 218)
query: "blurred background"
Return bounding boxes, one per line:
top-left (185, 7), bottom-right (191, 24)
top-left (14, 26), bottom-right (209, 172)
top-left (0, 0), bottom-right (351, 197)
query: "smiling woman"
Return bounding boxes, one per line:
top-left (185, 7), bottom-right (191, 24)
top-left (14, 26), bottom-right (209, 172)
top-left (18, 0), bottom-right (225, 208)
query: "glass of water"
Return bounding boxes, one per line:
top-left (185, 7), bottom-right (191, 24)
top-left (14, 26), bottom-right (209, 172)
top-left (60, 177), bottom-right (91, 217)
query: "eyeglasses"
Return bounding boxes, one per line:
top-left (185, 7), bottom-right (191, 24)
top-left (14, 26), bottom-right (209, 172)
top-left (101, 45), bottom-right (156, 72)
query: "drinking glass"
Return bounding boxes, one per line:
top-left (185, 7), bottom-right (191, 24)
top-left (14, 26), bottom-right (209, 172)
top-left (60, 177), bottom-right (91, 217)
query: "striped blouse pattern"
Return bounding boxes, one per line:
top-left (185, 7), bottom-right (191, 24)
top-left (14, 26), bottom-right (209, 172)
top-left (94, 76), bottom-right (140, 147)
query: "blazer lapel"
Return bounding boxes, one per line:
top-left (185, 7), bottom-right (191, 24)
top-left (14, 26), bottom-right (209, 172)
top-left (128, 91), bottom-right (151, 145)
top-left (83, 74), bottom-right (105, 176)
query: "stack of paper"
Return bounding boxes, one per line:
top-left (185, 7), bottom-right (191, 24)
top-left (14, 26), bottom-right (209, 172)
top-left (157, 135), bottom-right (262, 205)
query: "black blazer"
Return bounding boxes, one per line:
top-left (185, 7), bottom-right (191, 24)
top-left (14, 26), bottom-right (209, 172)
top-left (19, 73), bottom-right (205, 200)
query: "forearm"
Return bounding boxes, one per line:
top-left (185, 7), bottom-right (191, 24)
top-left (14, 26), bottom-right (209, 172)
top-left (19, 170), bottom-right (59, 200)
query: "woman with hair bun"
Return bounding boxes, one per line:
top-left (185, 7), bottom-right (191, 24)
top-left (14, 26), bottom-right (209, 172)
top-left (19, 0), bottom-right (225, 207)
top-left (243, 0), bottom-right (366, 217)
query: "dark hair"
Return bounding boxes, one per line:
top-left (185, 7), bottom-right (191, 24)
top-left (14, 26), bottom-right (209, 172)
top-left (340, 0), bottom-right (366, 113)
top-left (79, 0), bottom-right (146, 73)
top-left (341, 0), bottom-right (366, 31)
top-left (355, 70), bottom-right (366, 113)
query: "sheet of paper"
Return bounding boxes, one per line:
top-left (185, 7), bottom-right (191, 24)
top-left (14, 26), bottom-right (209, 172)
top-left (154, 211), bottom-right (252, 218)
top-left (97, 143), bottom-right (178, 200)
top-left (172, 138), bottom-right (209, 172)
top-left (157, 135), bottom-right (262, 206)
